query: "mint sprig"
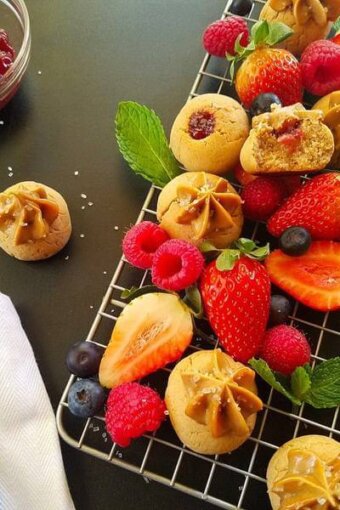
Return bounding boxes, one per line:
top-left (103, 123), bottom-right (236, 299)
top-left (249, 357), bottom-right (340, 409)
top-left (115, 101), bottom-right (181, 187)
top-left (199, 238), bottom-right (270, 271)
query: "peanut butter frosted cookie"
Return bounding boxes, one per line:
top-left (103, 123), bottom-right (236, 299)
top-left (0, 181), bottom-right (72, 261)
top-left (260, 0), bottom-right (339, 57)
top-left (165, 349), bottom-right (263, 455)
top-left (313, 91), bottom-right (340, 169)
top-left (157, 172), bottom-right (243, 248)
top-left (170, 94), bottom-right (249, 175)
top-left (267, 435), bottom-right (340, 510)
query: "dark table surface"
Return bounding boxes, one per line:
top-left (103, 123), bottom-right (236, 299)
top-left (0, 1), bottom-right (230, 509)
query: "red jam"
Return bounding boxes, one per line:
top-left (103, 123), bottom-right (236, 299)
top-left (188, 111), bottom-right (215, 140)
top-left (0, 29), bottom-right (15, 78)
top-left (274, 119), bottom-right (303, 150)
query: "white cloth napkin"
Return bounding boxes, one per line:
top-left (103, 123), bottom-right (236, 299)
top-left (0, 293), bottom-right (75, 510)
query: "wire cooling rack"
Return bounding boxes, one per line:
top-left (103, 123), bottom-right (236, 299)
top-left (56, 1), bottom-right (340, 509)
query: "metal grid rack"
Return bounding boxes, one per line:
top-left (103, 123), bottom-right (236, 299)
top-left (56, 1), bottom-right (340, 509)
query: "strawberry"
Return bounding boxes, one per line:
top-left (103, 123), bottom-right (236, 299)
top-left (267, 172), bottom-right (340, 241)
top-left (99, 293), bottom-right (193, 388)
top-left (200, 246), bottom-right (271, 363)
top-left (265, 241), bottom-right (340, 312)
top-left (228, 21), bottom-right (303, 108)
top-left (233, 162), bottom-right (257, 186)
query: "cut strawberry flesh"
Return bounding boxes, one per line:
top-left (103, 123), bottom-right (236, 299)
top-left (99, 293), bottom-right (193, 388)
top-left (265, 241), bottom-right (340, 312)
top-left (188, 111), bottom-right (215, 140)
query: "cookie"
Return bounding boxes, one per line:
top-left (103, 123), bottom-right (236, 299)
top-left (260, 0), bottom-right (337, 57)
top-left (165, 349), bottom-right (263, 455)
top-left (0, 181), bottom-right (72, 261)
top-left (170, 94), bottom-right (249, 175)
top-left (156, 172), bottom-right (243, 248)
top-left (240, 103), bottom-right (334, 175)
top-left (313, 91), bottom-right (340, 169)
top-left (267, 434), bottom-right (340, 510)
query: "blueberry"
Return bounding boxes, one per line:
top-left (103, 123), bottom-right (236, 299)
top-left (249, 93), bottom-right (282, 118)
top-left (229, 0), bottom-right (252, 16)
top-left (269, 295), bottom-right (291, 326)
top-left (66, 341), bottom-right (104, 377)
top-left (279, 226), bottom-right (312, 256)
top-left (68, 379), bottom-right (106, 418)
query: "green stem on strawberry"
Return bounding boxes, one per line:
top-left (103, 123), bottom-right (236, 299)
top-left (227, 20), bottom-right (294, 80)
top-left (332, 16), bottom-right (340, 36)
top-left (200, 237), bottom-right (270, 271)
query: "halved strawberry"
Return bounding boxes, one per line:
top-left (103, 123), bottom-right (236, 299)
top-left (265, 241), bottom-right (340, 312)
top-left (99, 293), bottom-right (193, 388)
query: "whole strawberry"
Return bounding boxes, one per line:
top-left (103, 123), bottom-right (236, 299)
top-left (241, 176), bottom-right (286, 221)
top-left (200, 243), bottom-right (271, 363)
top-left (300, 39), bottom-right (340, 96)
top-left (203, 17), bottom-right (249, 57)
top-left (267, 172), bottom-right (340, 240)
top-left (228, 21), bottom-right (303, 108)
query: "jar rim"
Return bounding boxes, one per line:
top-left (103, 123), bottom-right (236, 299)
top-left (0, 0), bottom-right (31, 99)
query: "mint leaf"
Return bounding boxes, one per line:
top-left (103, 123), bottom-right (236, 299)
top-left (183, 285), bottom-right (203, 318)
top-left (266, 22), bottom-right (294, 46)
top-left (216, 249), bottom-right (240, 271)
top-left (291, 366), bottom-right (311, 401)
top-left (199, 241), bottom-right (220, 253)
top-left (115, 101), bottom-right (181, 187)
top-left (120, 285), bottom-right (162, 301)
top-left (305, 358), bottom-right (340, 409)
top-left (251, 20), bottom-right (270, 45)
top-left (249, 358), bottom-right (301, 405)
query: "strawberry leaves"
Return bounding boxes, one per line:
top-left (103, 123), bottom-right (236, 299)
top-left (199, 238), bottom-right (270, 271)
top-left (333, 16), bottom-right (340, 36)
top-left (227, 21), bottom-right (294, 80)
top-left (249, 357), bottom-right (340, 409)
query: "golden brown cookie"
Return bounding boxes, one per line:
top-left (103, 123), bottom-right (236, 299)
top-left (313, 91), bottom-right (340, 169)
top-left (156, 172), bottom-right (243, 249)
top-left (170, 94), bottom-right (249, 175)
top-left (165, 349), bottom-right (263, 455)
top-left (0, 181), bottom-right (72, 261)
top-left (267, 435), bottom-right (340, 510)
top-left (240, 103), bottom-right (334, 175)
top-left (260, 0), bottom-right (337, 57)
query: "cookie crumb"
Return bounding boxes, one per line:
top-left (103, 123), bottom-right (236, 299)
top-left (88, 202), bottom-right (94, 207)
top-left (81, 193), bottom-right (87, 199)
top-left (37, 70), bottom-right (42, 75)
top-left (114, 226), bottom-right (119, 231)
top-left (65, 255), bottom-right (69, 260)
top-left (80, 234), bottom-right (85, 238)
top-left (74, 171), bottom-right (79, 176)
top-left (103, 271), bottom-right (107, 275)
top-left (81, 205), bottom-right (86, 210)
top-left (0, 120), bottom-right (4, 125)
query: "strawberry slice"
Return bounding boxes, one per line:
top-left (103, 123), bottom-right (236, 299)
top-left (265, 241), bottom-right (340, 312)
top-left (99, 293), bottom-right (193, 388)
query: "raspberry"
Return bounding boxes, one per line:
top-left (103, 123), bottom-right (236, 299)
top-left (122, 221), bottom-right (169, 269)
top-left (203, 17), bottom-right (249, 57)
top-left (261, 325), bottom-right (311, 375)
top-left (241, 177), bottom-right (285, 222)
top-left (300, 40), bottom-right (340, 96)
top-left (151, 239), bottom-right (204, 291)
top-left (105, 382), bottom-right (166, 447)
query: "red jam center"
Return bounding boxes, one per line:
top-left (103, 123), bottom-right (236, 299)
top-left (274, 119), bottom-right (303, 150)
top-left (0, 29), bottom-right (15, 77)
top-left (188, 111), bottom-right (215, 140)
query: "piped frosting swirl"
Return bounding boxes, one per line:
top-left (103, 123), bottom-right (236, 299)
top-left (181, 349), bottom-right (263, 438)
top-left (268, 0), bottom-right (328, 26)
top-left (272, 449), bottom-right (340, 509)
top-left (0, 185), bottom-right (59, 245)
